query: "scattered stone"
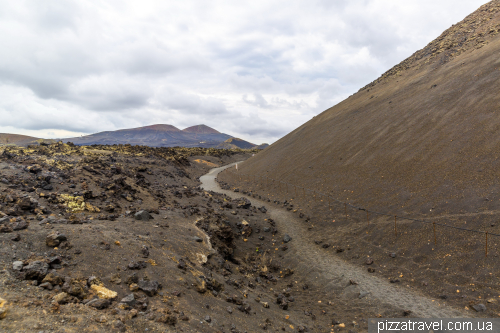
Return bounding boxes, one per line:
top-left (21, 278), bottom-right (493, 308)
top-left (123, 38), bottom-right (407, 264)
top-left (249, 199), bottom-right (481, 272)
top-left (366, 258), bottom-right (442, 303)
top-left (120, 294), bottom-right (136, 306)
top-left (177, 259), bottom-right (186, 270)
top-left (53, 292), bottom-right (72, 304)
top-left (64, 280), bottom-right (87, 299)
top-left (367, 268), bottom-right (376, 273)
top-left (88, 276), bottom-right (103, 286)
top-left (46, 231), bottom-right (67, 247)
top-left (12, 261), bottom-right (23, 271)
top-left (138, 279), bottom-right (160, 296)
top-left (87, 298), bottom-right (111, 309)
top-left (134, 210), bottom-right (152, 221)
top-left (226, 306), bottom-right (233, 314)
top-left (141, 245), bottom-right (149, 258)
top-left (110, 274), bottom-right (122, 284)
top-left (128, 261), bottom-right (147, 270)
top-left (24, 261), bottom-right (49, 280)
top-left (389, 252), bottom-right (397, 258)
top-left (11, 219), bottom-right (27, 231)
top-left (193, 236), bottom-right (203, 243)
top-left (276, 294), bottom-right (289, 310)
top-left (472, 304), bottom-right (487, 312)
top-left (10, 234), bottom-right (20, 241)
top-left (358, 292), bottom-right (370, 299)
top-left (42, 273), bottom-right (63, 286)
top-left (39, 282), bottom-right (53, 290)
top-left (113, 319), bottom-right (125, 331)
top-left (365, 258), bottom-right (374, 265)
top-left (0, 224), bottom-right (13, 233)
top-left (95, 315), bottom-right (107, 323)
top-left (283, 234), bottom-right (292, 243)
top-left (236, 198), bottom-right (251, 209)
top-left (125, 273), bottom-right (139, 285)
top-left (204, 315), bottom-right (211, 323)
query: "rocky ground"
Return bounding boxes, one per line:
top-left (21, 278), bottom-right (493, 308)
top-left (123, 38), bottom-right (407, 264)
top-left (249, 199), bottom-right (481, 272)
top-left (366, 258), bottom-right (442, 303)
top-left (0, 142), bottom-right (377, 333)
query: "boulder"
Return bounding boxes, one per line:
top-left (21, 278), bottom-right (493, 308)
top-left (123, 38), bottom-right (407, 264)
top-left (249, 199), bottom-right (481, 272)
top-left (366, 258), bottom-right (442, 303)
top-left (11, 219), bottom-right (28, 231)
top-left (138, 279), bottom-right (160, 296)
top-left (46, 231), bottom-right (67, 247)
top-left (120, 294), bottom-right (136, 306)
top-left (23, 261), bottom-right (49, 280)
top-left (472, 304), bottom-right (487, 312)
top-left (42, 273), bottom-right (63, 286)
top-left (53, 292), bottom-right (72, 304)
top-left (134, 210), bottom-right (152, 221)
top-left (12, 261), bottom-right (23, 271)
top-left (87, 298), bottom-right (111, 310)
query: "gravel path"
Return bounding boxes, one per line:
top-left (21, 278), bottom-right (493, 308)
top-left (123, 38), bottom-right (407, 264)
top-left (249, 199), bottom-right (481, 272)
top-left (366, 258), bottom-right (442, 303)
top-left (200, 163), bottom-right (469, 318)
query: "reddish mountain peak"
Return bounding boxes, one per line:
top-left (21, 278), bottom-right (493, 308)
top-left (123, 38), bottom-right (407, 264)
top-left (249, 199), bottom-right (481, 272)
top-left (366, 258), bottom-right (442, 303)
top-left (182, 125), bottom-right (220, 134)
top-left (135, 124), bottom-right (181, 132)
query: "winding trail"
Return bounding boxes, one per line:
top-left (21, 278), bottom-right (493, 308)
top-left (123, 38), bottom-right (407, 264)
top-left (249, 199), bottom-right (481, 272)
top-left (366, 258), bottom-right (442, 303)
top-left (200, 162), bottom-right (469, 318)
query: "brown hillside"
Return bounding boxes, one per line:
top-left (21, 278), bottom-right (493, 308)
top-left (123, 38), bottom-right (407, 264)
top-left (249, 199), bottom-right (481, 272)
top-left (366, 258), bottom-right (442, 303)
top-left (0, 133), bottom-right (42, 146)
top-left (240, 0), bottom-right (500, 221)
top-left (182, 124), bottom-right (220, 134)
top-left (217, 138), bottom-right (256, 149)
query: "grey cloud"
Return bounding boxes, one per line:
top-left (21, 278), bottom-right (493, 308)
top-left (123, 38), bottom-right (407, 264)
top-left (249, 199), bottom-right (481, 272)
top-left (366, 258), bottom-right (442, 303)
top-left (243, 93), bottom-right (270, 108)
top-left (0, 0), bottom-right (490, 144)
top-left (154, 88), bottom-right (230, 116)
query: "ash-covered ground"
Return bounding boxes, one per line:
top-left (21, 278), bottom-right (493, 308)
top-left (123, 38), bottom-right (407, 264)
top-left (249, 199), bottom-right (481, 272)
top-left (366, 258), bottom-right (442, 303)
top-left (0, 143), bottom-right (368, 333)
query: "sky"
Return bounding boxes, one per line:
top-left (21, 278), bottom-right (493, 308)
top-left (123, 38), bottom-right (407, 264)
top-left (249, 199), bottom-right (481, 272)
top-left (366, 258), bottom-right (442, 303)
top-left (0, 0), bottom-right (490, 144)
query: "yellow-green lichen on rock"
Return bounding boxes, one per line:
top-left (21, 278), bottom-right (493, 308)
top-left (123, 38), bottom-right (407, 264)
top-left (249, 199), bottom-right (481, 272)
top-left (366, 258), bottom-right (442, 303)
top-left (58, 194), bottom-right (100, 213)
top-left (91, 285), bottom-right (117, 299)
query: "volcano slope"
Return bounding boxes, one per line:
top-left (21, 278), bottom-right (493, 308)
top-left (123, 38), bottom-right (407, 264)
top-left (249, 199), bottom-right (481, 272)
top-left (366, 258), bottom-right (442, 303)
top-left (224, 0), bottom-right (500, 319)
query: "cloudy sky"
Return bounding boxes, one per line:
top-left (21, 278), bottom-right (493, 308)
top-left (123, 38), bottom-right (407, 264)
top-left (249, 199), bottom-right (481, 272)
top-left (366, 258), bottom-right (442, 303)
top-left (0, 0), bottom-right (489, 144)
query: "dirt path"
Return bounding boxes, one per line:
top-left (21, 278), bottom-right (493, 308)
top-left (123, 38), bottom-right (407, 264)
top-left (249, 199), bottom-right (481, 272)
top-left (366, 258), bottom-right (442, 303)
top-left (201, 163), bottom-right (470, 318)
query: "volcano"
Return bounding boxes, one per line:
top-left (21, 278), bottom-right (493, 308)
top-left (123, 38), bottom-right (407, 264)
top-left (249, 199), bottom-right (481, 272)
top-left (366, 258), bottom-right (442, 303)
top-left (239, 1), bottom-right (500, 218)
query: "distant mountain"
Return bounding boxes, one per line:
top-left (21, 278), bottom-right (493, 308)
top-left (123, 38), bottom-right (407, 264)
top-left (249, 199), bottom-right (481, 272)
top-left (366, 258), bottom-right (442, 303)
top-left (182, 125), bottom-right (220, 134)
top-left (1, 124), bottom-right (267, 149)
top-left (217, 138), bottom-right (256, 150)
top-left (62, 124), bottom-right (232, 148)
top-left (255, 143), bottom-right (269, 150)
top-left (0, 134), bottom-right (54, 147)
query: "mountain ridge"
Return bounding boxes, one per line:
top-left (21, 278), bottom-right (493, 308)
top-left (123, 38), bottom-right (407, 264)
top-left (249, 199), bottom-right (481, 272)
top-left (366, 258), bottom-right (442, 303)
top-left (1, 124), bottom-right (267, 149)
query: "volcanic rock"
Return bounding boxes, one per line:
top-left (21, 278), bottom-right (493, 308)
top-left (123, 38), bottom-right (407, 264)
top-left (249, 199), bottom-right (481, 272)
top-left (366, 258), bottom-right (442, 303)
top-left (138, 279), bottom-right (160, 296)
top-left (87, 298), bottom-right (111, 310)
top-left (46, 231), bottom-right (67, 247)
top-left (23, 261), bottom-right (49, 280)
top-left (134, 210), bottom-right (152, 221)
top-left (12, 261), bottom-right (23, 271)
